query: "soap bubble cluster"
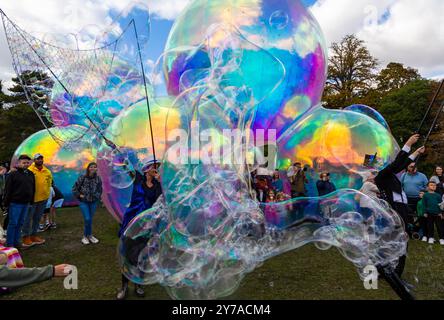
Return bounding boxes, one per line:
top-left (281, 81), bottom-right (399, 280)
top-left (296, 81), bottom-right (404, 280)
top-left (5, 0), bottom-right (410, 300)
top-left (118, 0), bottom-right (407, 299)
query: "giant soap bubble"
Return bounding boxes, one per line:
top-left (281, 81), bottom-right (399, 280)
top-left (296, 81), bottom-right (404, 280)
top-left (97, 98), bottom-right (181, 222)
top-left (3, 0), bottom-right (410, 300)
top-left (116, 0), bottom-right (409, 300)
top-left (12, 126), bottom-right (95, 205)
top-left (344, 104), bottom-right (391, 131)
top-left (277, 106), bottom-right (400, 193)
top-left (162, 0), bottom-right (328, 140)
top-left (48, 57), bottom-right (147, 140)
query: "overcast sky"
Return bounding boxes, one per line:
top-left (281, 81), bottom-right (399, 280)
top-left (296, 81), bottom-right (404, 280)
top-left (0, 0), bottom-right (443, 91)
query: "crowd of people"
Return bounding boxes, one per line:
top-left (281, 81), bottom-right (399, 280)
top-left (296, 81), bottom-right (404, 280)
top-left (251, 163), bottom-right (337, 206)
top-left (0, 154), bottom-right (163, 300)
top-left (0, 134), bottom-right (443, 297)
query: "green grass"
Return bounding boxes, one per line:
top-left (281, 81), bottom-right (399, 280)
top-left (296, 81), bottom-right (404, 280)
top-left (1, 207), bottom-right (444, 300)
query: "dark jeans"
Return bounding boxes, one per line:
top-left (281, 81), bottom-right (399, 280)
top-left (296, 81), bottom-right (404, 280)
top-left (427, 215), bottom-right (444, 239)
top-left (418, 217), bottom-right (428, 237)
top-left (6, 203), bottom-right (29, 247)
top-left (407, 197), bottom-right (420, 216)
top-left (23, 200), bottom-right (47, 237)
top-left (392, 202), bottom-right (411, 277)
top-left (392, 202), bottom-right (410, 228)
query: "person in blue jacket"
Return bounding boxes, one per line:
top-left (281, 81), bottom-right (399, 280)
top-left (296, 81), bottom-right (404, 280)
top-left (117, 159), bottom-right (162, 300)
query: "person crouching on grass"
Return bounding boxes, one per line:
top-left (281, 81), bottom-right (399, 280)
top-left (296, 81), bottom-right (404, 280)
top-left (0, 250), bottom-right (74, 290)
top-left (423, 181), bottom-right (444, 245)
top-left (72, 163), bottom-right (102, 245)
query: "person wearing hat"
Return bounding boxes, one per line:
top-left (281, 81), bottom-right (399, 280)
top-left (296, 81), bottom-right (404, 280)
top-left (117, 159), bottom-right (162, 300)
top-left (72, 163), bottom-right (102, 245)
top-left (22, 154), bottom-right (53, 247)
top-left (2, 155), bottom-right (35, 248)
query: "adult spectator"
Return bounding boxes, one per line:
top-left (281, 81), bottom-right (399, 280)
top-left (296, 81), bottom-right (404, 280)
top-left (2, 155), bottom-right (35, 248)
top-left (118, 160), bottom-right (162, 300)
top-left (375, 134), bottom-right (425, 276)
top-left (254, 177), bottom-right (269, 203)
top-left (357, 171), bottom-right (380, 218)
top-left (401, 163), bottom-right (428, 215)
top-left (316, 172), bottom-right (336, 197)
top-left (0, 164), bottom-right (6, 204)
top-left (287, 162), bottom-right (308, 198)
top-left (0, 164), bottom-right (8, 231)
top-left (430, 166), bottom-right (444, 196)
top-left (0, 252), bottom-right (73, 289)
top-left (72, 163), bottom-right (102, 245)
top-left (23, 154), bottom-right (53, 247)
top-left (271, 170), bottom-right (284, 193)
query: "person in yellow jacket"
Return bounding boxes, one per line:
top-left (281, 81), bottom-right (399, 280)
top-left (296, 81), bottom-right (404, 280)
top-left (22, 154), bottom-right (52, 247)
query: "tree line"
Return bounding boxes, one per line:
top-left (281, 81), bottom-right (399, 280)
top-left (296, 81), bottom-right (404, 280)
top-left (0, 34), bottom-right (442, 174)
top-left (324, 34), bottom-right (443, 175)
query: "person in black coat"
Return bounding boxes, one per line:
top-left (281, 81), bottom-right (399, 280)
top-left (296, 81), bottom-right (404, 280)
top-left (254, 177), bottom-right (269, 203)
top-left (375, 135), bottom-right (425, 223)
top-left (316, 172), bottom-right (336, 197)
top-left (2, 155), bottom-right (35, 248)
top-left (375, 134), bottom-right (425, 277)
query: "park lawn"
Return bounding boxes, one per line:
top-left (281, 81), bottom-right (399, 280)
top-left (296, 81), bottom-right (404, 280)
top-left (1, 207), bottom-right (444, 300)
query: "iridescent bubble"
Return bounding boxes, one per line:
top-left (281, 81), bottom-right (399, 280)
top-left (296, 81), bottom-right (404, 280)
top-left (120, 189), bottom-right (408, 299)
top-left (344, 104), bottom-right (391, 131)
top-left (116, 0), bottom-right (407, 300)
top-left (97, 98), bottom-right (181, 222)
top-left (269, 10), bottom-right (290, 30)
top-left (277, 106), bottom-right (400, 186)
top-left (163, 0), bottom-right (328, 140)
top-left (12, 126), bottom-right (95, 205)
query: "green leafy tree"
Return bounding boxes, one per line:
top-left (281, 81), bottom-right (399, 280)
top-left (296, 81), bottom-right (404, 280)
top-left (377, 62), bottom-right (422, 93)
top-left (324, 34), bottom-right (378, 108)
top-left (378, 79), bottom-right (435, 144)
top-left (0, 71), bottom-right (51, 161)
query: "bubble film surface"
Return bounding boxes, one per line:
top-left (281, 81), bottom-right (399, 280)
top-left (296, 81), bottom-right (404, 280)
top-left (97, 98), bottom-right (180, 222)
top-left (119, 0), bottom-right (406, 299)
top-left (48, 57), bottom-right (146, 133)
top-left (277, 106), bottom-right (400, 188)
top-left (344, 104), bottom-right (391, 131)
top-left (120, 190), bottom-right (408, 299)
top-left (12, 126), bottom-right (95, 205)
top-left (4, 0), bottom-right (410, 300)
top-left (163, 0), bottom-right (328, 140)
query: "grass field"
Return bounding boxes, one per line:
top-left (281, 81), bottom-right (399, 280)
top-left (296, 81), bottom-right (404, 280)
top-left (1, 207), bottom-right (444, 300)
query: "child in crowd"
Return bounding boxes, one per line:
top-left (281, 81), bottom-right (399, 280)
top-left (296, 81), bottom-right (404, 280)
top-left (417, 190), bottom-right (428, 242)
top-left (357, 171), bottom-right (380, 219)
top-left (39, 186), bottom-right (64, 232)
top-left (423, 181), bottom-right (444, 245)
